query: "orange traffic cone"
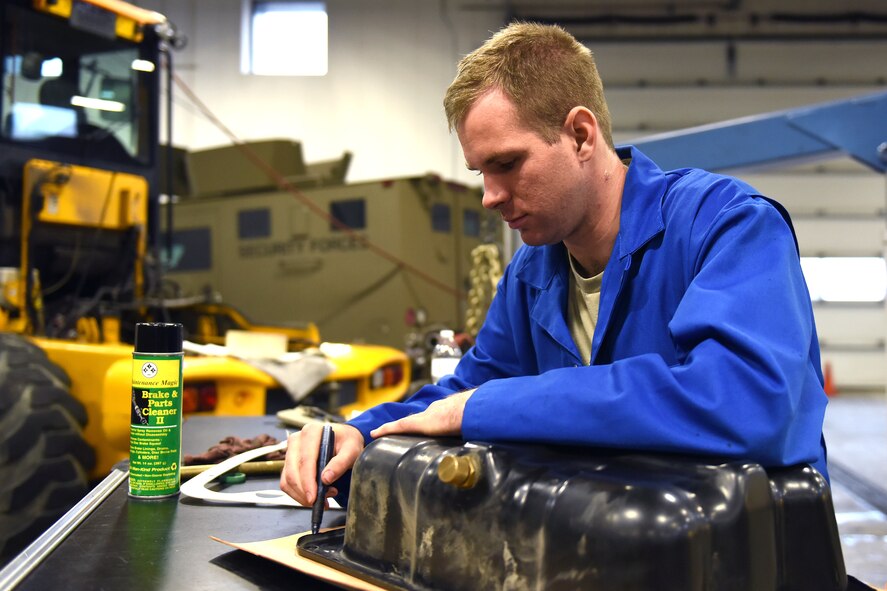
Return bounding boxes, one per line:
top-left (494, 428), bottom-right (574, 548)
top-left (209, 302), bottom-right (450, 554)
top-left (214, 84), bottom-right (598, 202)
top-left (823, 361), bottom-right (838, 397)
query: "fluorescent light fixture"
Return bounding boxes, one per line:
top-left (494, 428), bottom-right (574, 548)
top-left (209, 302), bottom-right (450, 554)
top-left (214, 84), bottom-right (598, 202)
top-left (41, 57), bottom-right (63, 77)
top-left (70, 95), bottom-right (126, 112)
top-left (131, 59), bottom-right (155, 72)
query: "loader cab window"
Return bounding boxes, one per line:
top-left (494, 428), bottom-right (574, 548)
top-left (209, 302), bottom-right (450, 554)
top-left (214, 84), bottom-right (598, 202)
top-left (0, 6), bottom-right (154, 166)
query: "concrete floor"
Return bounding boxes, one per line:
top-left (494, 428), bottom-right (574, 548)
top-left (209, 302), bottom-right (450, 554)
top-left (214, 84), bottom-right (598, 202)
top-left (824, 392), bottom-right (887, 590)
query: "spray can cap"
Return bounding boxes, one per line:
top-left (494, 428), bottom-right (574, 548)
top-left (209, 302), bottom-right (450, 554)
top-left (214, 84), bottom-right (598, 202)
top-left (135, 322), bottom-right (184, 354)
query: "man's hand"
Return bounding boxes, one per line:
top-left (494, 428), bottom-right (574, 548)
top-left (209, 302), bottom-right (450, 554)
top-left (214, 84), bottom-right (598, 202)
top-left (279, 422), bottom-right (364, 506)
top-left (370, 389), bottom-right (475, 438)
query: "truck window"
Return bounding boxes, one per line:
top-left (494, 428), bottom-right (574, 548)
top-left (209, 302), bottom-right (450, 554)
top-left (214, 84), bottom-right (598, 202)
top-left (238, 207), bottom-right (272, 239)
top-left (330, 198), bottom-right (365, 231)
top-left (431, 203), bottom-right (451, 233)
top-left (168, 227), bottom-right (213, 272)
top-left (463, 209), bottom-right (480, 237)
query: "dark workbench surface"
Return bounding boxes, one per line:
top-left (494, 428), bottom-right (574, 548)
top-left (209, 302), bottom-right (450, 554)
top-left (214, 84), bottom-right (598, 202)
top-left (8, 416), bottom-right (345, 591)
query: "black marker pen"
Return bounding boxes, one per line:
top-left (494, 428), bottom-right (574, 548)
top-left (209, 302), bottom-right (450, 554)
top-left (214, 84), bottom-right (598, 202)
top-left (311, 424), bottom-right (335, 535)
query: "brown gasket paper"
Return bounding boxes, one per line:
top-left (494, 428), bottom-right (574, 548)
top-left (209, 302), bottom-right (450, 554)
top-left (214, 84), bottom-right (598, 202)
top-left (212, 528), bottom-right (386, 591)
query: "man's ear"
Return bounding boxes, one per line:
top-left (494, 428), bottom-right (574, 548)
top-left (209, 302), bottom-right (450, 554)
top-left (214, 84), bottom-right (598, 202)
top-left (564, 106), bottom-right (597, 160)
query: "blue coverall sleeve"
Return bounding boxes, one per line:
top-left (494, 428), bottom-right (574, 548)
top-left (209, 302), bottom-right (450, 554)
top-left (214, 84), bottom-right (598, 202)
top-left (345, 267), bottom-right (521, 444)
top-left (461, 199), bottom-right (827, 473)
top-left (346, 384), bottom-right (455, 444)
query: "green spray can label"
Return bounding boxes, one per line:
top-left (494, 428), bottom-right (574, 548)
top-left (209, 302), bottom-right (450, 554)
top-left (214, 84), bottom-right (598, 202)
top-left (129, 323), bottom-right (184, 498)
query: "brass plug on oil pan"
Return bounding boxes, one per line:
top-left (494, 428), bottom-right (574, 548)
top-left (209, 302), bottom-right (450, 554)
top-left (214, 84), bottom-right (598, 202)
top-left (437, 454), bottom-right (480, 489)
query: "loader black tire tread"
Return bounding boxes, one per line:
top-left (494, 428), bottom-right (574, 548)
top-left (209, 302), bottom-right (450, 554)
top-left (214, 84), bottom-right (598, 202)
top-left (0, 334), bottom-right (94, 565)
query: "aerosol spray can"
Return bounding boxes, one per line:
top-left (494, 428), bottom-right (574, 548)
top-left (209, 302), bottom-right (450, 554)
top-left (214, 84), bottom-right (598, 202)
top-left (129, 322), bottom-right (184, 498)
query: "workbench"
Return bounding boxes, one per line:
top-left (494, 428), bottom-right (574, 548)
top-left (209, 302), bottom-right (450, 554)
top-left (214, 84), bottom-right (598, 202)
top-left (0, 416), bottom-right (342, 590)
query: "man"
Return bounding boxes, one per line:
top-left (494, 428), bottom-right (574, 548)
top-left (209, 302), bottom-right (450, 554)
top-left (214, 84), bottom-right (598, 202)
top-left (280, 22), bottom-right (828, 508)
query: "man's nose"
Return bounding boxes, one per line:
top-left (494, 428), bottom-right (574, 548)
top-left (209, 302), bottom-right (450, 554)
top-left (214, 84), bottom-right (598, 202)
top-left (481, 180), bottom-right (508, 210)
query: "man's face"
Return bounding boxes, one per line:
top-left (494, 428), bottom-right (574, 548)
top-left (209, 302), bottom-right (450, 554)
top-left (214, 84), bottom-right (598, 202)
top-left (457, 89), bottom-right (590, 247)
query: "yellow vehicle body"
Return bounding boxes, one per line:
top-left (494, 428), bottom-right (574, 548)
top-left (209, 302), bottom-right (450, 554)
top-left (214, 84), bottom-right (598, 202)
top-left (0, 1), bottom-right (412, 563)
top-left (32, 336), bottom-right (409, 479)
top-left (8, 155), bottom-right (410, 482)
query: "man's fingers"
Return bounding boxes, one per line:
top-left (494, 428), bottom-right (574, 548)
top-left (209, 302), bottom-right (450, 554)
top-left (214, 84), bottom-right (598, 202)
top-left (279, 423), bottom-right (326, 505)
top-left (370, 392), bottom-right (471, 438)
top-left (297, 423), bottom-right (325, 504)
top-left (370, 417), bottom-right (410, 439)
top-left (280, 431), bottom-right (312, 505)
top-left (280, 423), bottom-right (366, 506)
top-left (321, 429), bottom-right (364, 484)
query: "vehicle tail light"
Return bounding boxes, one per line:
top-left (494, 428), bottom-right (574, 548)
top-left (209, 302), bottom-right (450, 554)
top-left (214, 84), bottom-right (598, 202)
top-left (182, 382), bottom-right (218, 413)
top-left (370, 363), bottom-right (404, 389)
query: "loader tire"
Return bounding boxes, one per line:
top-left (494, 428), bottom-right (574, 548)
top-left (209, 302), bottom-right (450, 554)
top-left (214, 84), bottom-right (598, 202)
top-left (0, 333), bottom-right (96, 566)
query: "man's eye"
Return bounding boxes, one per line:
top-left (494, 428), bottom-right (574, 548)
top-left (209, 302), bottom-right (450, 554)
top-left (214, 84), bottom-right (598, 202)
top-left (498, 160), bottom-right (516, 171)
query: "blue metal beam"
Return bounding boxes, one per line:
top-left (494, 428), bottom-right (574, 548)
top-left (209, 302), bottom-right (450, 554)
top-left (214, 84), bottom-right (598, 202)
top-left (628, 90), bottom-right (887, 173)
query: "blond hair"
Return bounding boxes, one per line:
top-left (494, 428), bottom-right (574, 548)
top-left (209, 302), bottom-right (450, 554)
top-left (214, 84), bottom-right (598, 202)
top-left (444, 22), bottom-right (614, 148)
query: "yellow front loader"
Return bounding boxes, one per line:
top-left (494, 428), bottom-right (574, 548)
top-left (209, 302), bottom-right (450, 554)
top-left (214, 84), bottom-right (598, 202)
top-left (0, 0), bottom-right (409, 563)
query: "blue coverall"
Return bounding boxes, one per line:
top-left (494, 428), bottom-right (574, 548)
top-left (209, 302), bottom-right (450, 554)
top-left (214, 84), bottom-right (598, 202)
top-left (349, 145), bottom-right (829, 481)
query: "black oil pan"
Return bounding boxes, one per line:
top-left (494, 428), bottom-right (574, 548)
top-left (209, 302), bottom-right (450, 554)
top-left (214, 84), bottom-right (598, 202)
top-left (298, 435), bottom-right (846, 590)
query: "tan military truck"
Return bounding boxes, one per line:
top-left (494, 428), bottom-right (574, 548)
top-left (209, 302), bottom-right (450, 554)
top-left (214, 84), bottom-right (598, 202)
top-left (164, 139), bottom-right (502, 352)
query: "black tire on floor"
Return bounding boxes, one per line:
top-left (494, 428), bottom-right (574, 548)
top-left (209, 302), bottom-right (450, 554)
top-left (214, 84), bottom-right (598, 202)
top-left (0, 333), bottom-right (96, 565)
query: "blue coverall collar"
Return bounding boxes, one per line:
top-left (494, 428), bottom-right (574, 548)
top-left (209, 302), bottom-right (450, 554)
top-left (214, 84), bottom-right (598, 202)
top-left (614, 145), bottom-right (667, 259)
